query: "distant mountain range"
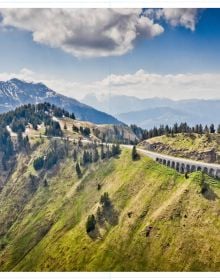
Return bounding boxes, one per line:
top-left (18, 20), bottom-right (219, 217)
top-left (82, 93), bottom-right (220, 129)
top-left (0, 79), bottom-right (121, 125)
top-left (82, 93), bottom-right (173, 115)
top-left (1, 81), bottom-right (219, 129)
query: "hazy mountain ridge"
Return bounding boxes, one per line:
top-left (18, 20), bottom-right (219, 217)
top-left (118, 106), bottom-right (193, 129)
top-left (82, 93), bottom-right (173, 115)
top-left (0, 79), bottom-right (121, 125)
top-left (82, 93), bottom-right (220, 129)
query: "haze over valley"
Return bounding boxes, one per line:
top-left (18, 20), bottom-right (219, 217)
top-left (82, 94), bottom-right (220, 128)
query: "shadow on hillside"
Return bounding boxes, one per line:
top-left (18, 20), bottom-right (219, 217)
top-left (201, 183), bottom-right (218, 201)
top-left (102, 206), bottom-right (119, 226)
top-left (88, 227), bottom-right (102, 240)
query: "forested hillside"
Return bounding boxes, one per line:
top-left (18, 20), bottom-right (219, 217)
top-left (0, 79), bottom-right (121, 125)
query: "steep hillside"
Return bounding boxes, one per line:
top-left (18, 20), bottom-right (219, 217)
top-left (0, 142), bottom-right (220, 271)
top-left (140, 133), bottom-right (220, 163)
top-left (0, 79), bottom-right (121, 125)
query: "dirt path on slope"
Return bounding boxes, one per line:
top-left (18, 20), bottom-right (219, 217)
top-left (146, 181), bottom-right (190, 226)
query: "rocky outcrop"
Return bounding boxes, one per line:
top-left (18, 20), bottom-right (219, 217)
top-left (142, 141), bottom-right (218, 164)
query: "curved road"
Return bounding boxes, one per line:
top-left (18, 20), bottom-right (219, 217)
top-left (13, 133), bottom-right (220, 178)
top-left (121, 144), bottom-right (220, 178)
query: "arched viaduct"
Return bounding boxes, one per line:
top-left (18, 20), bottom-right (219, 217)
top-left (135, 147), bottom-right (220, 179)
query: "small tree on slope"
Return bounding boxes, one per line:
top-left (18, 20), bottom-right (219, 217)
top-left (76, 162), bottom-right (82, 178)
top-left (132, 145), bottom-right (139, 161)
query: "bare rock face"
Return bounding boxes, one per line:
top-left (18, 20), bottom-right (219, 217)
top-left (195, 149), bottom-right (217, 163)
top-left (141, 141), bottom-right (218, 164)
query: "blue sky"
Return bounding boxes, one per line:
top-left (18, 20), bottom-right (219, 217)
top-left (0, 8), bottom-right (220, 100)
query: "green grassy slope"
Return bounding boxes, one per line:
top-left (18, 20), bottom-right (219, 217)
top-left (1, 143), bottom-right (220, 271)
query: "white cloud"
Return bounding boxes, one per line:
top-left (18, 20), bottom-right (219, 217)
top-left (94, 70), bottom-right (220, 100)
top-left (0, 8), bottom-right (164, 58)
top-left (1, 68), bottom-right (220, 101)
top-left (157, 8), bottom-right (200, 31)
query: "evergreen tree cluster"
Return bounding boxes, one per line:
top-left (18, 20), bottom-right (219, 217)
top-left (111, 143), bottom-right (121, 156)
top-left (0, 128), bottom-right (14, 170)
top-left (73, 141), bottom-right (121, 179)
top-left (100, 143), bottom-right (121, 160)
top-left (72, 125), bottom-right (79, 133)
top-left (0, 102), bottom-right (75, 168)
top-left (100, 192), bottom-right (111, 208)
top-left (45, 120), bottom-right (63, 137)
top-left (130, 122), bottom-right (220, 141)
top-left (82, 150), bottom-right (93, 166)
top-left (17, 132), bottom-right (30, 152)
top-left (95, 191), bottom-right (118, 228)
top-left (86, 192), bottom-right (113, 235)
top-left (33, 140), bottom-right (66, 171)
top-left (0, 103), bottom-right (74, 137)
top-left (52, 106), bottom-right (75, 119)
top-left (79, 126), bottom-right (91, 137)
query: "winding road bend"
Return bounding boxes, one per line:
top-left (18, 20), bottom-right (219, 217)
top-left (122, 145), bottom-right (220, 179)
top-left (12, 131), bottom-right (220, 179)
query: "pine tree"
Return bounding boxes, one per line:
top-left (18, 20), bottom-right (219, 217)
top-left (86, 214), bottom-right (96, 233)
top-left (96, 207), bottom-right (104, 224)
top-left (72, 125), bottom-right (79, 133)
top-left (210, 124), bottom-right (215, 133)
top-left (33, 156), bottom-right (44, 170)
top-left (2, 155), bottom-right (7, 171)
top-left (89, 151), bottom-right (93, 163)
top-left (43, 179), bottom-right (48, 187)
top-left (204, 125), bottom-right (209, 134)
top-left (132, 145), bottom-right (139, 161)
top-left (17, 131), bottom-right (23, 148)
top-left (100, 144), bottom-right (105, 160)
top-left (112, 143), bottom-right (120, 156)
top-left (83, 127), bottom-right (91, 137)
top-left (70, 113), bottom-right (75, 120)
top-left (198, 124), bottom-right (203, 134)
top-left (76, 162), bottom-right (82, 178)
top-left (106, 145), bottom-right (110, 158)
top-left (93, 148), bottom-right (99, 162)
top-left (80, 126), bottom-right (84, 134)
top-left (73, 149), bottom-right (77, 162)
top-left (100, 192), bottom-right (111, 208)
top-left (83, 150), bottom-right (90, 165)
